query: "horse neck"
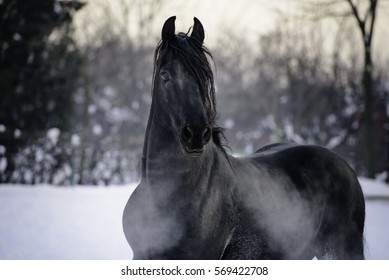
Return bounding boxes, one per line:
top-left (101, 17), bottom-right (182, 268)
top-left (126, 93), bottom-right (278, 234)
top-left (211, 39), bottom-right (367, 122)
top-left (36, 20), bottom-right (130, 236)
top-left (140, 111), bottom-right (238, 258)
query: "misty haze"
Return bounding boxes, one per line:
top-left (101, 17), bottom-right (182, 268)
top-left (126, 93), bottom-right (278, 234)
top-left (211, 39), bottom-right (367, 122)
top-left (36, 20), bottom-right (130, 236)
top-left (1, 0), bottom-right (389, 260)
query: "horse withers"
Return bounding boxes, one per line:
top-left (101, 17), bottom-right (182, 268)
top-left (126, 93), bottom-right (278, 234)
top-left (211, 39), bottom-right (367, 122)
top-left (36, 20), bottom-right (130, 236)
top-left (122, 16), bottom-right (365, 260)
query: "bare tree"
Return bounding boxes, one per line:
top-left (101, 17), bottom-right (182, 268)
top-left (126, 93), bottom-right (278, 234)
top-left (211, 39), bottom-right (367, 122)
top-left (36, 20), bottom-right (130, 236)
top-left (70, 0), bottom-right (165, 184)
top-left (346, 0), bottom-right (377, 178)
top-left (212, 21), bottom-right (362, 163)
top-left (292, 0), bottom-right (383, 177)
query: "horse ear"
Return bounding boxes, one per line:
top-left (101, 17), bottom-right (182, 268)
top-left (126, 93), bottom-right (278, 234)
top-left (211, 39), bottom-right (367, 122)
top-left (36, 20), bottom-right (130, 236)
top-left (161, 16), bottom-right (176, 42)
top-left (191, 17), bottom-right (205, 44)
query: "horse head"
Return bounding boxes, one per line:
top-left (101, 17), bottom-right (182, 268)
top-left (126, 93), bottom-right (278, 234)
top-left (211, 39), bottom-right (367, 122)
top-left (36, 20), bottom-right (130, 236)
top-left (152, 16), bottom-right (216, 156)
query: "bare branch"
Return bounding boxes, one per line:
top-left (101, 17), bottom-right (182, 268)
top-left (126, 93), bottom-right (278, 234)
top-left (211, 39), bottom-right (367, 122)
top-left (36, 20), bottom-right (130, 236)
top-left (346, 0), bottom-right (366, 36)
top-left (295, 0), bottom-right (353, 23)
top-left (346, 0), bottom-right (362, 21)
top-left (368, 0), bottom-right (378, 46)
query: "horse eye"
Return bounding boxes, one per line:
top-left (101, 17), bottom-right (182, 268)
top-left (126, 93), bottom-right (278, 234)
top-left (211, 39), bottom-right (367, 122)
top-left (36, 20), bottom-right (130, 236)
top-left (160, 71), bottom-right (170, 82)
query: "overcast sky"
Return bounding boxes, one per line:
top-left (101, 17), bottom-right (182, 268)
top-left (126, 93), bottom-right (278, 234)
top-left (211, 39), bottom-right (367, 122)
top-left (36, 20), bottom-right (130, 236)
top-left (74, 0), bottom-right (389, 59)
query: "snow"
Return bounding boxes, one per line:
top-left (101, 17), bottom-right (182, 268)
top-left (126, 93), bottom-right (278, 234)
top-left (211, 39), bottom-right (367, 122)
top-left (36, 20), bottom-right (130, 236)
top-left (14, 129), bottom-right (21, 139)
top-left (360, 177), bottom-right (389, 200)
top-left (131, 101), bottom-right (140, 110)
top-left (0, 157), bottom-right (6, 172)
top-left (326, 131), bottom-right (346, 149)
top-left (53, 2), bottom-right (62, 14)
top-left (0, 178), bottom-right (388, 260)
top-left (88, 104), bottom-right (97, 115)
top-left (13, 33), bottom-right (21, 41)
top-left (0, 185), bottom-right (135, 260)
top-left (27, 52), bottom-right (34, 64)
top-left (359, 178), bottom-right (389, 259)
top-left (92, 124), bottom-right (103, 136)
top-left (71, 134), bottom-right (81, 147)
top-left (46, 128), bottom-right (60, 145)
top-left (224, 119), bottom-right (235, 129)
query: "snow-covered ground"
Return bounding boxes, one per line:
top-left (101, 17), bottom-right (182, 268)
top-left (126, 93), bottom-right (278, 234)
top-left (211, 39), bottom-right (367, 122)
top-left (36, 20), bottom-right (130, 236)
top-left (0, 185), bottom-right (136, 259)
top-left (359, 178), bottom-right (389, 259)
top-left (0, 178), bottom-right (388, 260)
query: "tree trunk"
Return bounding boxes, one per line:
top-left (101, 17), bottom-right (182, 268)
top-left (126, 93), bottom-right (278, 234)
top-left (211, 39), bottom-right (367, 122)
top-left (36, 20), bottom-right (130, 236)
top-left (78, 59), bottom-right (90, 185)
top-left (363, 48), bottom-right (375, 178)
top-left (346, 0), bottom-right (378, 178)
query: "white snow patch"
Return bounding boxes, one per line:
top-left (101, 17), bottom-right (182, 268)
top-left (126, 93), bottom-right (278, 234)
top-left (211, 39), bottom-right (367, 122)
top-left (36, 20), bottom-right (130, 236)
top-left (131, 101), bottom-right (140, 110)
top-left (88, 104), bottom-right (97, 115)
top-left (359, 177), bottom-right (389, 199)
top-left (47, 128), bottom-right (60, 145)
top-left (0, 124), bottom-right (6, 132)
top-left (325, 114), bottom-right (337, 126)
top-left (326, 131), bottom-right (347, 149)
top-left (13, 33), bottom-right (22, 41)
top-left (14, 129), bottom-right (21, 139)
top-left (27, 52), bottom-right (34, 64)
top-left (92, 124), bottom-right (103, 136)
top-left (108, 107), bottom-right (130, 123)
top-left (284, 122), bottom-right (304, 143)
top-left (0, 157), bottom-right (7, 172)
top-left (263, 115), bottom-right (276, 130)
top-left (71, 134), bottom-right (81, 147)
top-left (224, 119), bottom-right (235, 129)
top-left (98, 99), bottom-right (111, 111)
top-left (279, 95), bottom-right (288, 104)
top-left (35, 149), bottom-right (44, 163)
top-left (54, 2), bottom-right (62, 14)
top-left (103, 86), bottom-right (116, 97)
top-left (244, 143), bottom-right (253, 154)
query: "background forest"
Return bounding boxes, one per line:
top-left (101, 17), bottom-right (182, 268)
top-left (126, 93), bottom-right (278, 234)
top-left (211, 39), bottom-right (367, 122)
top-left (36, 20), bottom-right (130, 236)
top-left (1, 0), bottom-right (389, 185)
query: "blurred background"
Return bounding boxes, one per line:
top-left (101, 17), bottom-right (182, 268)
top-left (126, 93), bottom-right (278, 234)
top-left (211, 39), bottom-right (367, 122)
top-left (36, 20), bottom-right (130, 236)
top-left (1, 0), bottom-right (389, 261)
top-left (1, 0), bottom-right (389, 186)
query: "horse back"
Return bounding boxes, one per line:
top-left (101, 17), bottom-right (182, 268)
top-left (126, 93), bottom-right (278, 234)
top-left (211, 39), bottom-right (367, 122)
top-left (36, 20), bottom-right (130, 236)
top-left (251, 144), bottom-right (365, 221)
top-left (251, 143), bottom-right (362, 196)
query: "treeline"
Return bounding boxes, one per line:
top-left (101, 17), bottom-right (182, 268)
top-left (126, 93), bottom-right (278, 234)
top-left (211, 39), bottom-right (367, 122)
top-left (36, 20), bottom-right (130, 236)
top-left (215, 22), bottom-right (388, 176)
top-left (0, 0), bottom-right (84, 184)
top-left (0, 0), bottom-right (387, 185)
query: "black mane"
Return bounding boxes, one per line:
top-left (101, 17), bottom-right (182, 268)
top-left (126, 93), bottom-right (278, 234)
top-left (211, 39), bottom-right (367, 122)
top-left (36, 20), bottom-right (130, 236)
top-left (153, 31), bottom-right (228, 154)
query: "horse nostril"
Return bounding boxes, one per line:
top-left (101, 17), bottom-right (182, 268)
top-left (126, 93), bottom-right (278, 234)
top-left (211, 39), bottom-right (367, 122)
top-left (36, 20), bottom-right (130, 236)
top-left (181, 126), bottom-right (193, 143)
top-left (203, 127), bottom-right (211, 143)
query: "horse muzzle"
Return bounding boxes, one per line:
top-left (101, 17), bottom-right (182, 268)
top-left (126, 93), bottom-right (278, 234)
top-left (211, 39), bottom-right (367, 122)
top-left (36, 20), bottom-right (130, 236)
top-left (180, 125), bottom-right (211, 156)
top-left (184, 146), bottom-right (205, 157)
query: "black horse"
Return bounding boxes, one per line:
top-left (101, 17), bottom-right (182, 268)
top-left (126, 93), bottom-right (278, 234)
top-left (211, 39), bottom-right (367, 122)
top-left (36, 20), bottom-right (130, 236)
top-left (122, 16), bottom-right (365, 260)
